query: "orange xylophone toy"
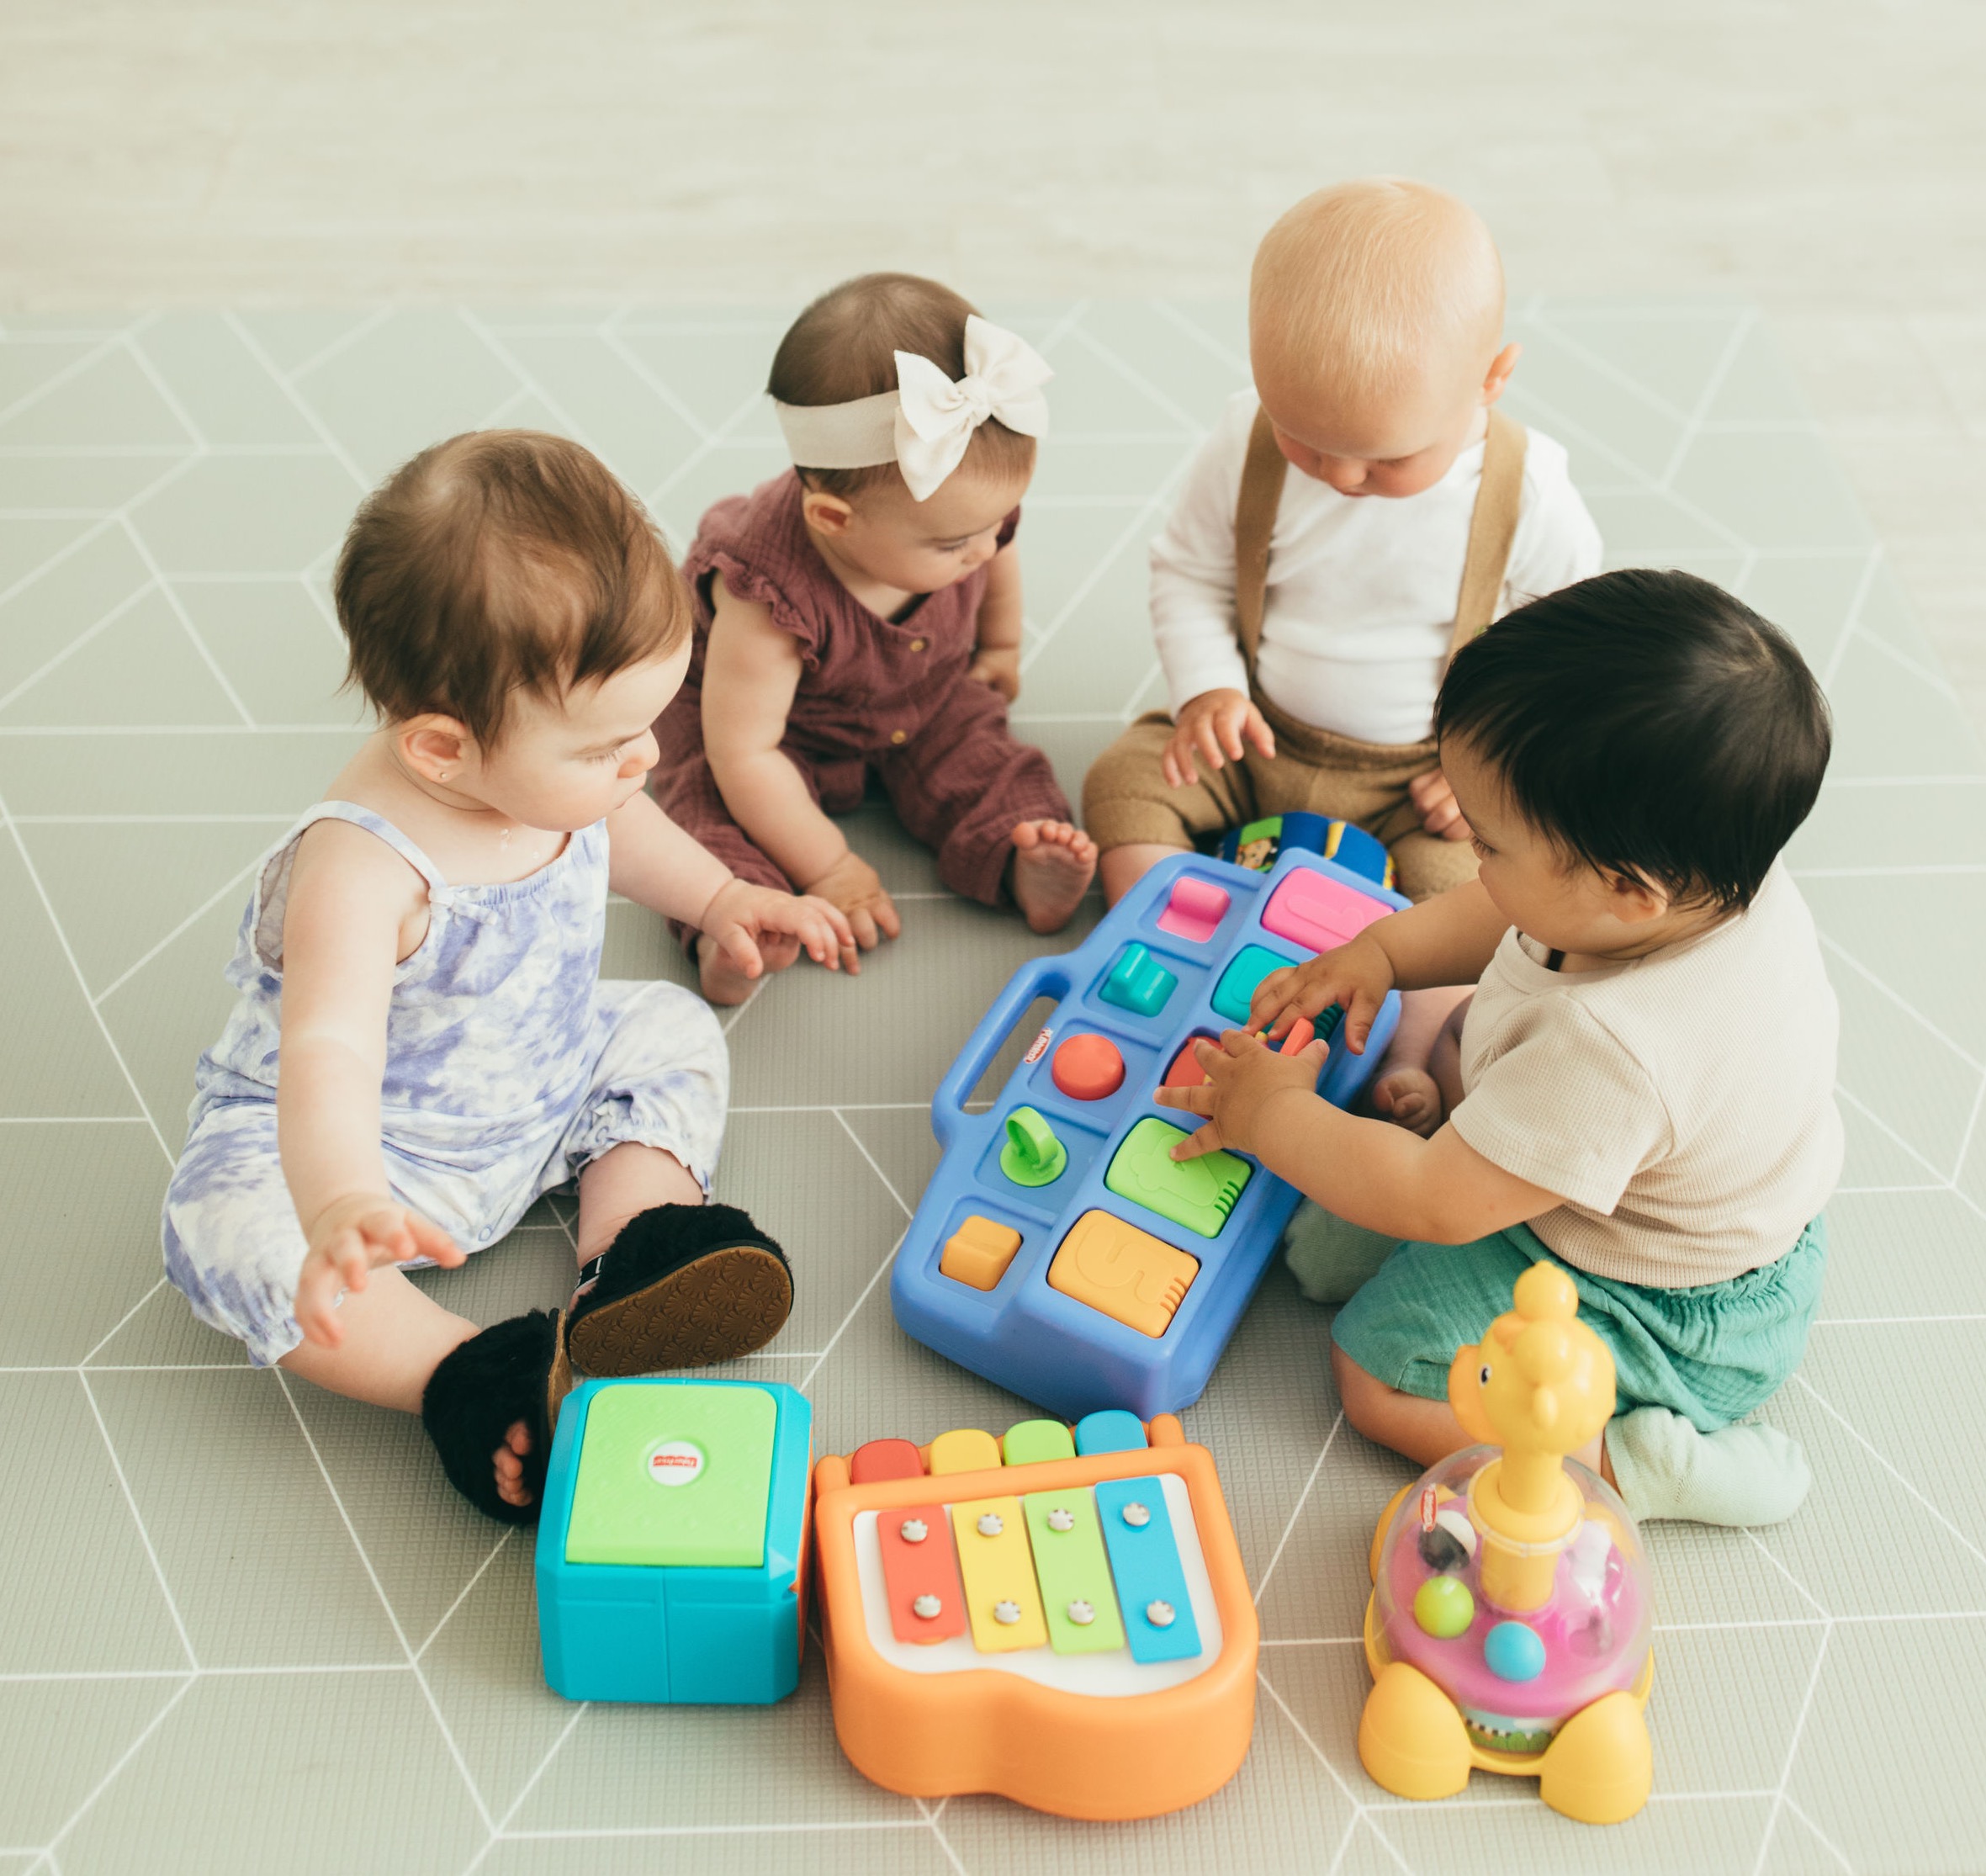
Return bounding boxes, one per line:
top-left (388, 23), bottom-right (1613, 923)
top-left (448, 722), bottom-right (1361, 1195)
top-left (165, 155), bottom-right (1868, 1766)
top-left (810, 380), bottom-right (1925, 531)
top-left (813, 1409), bottom-right (1258, 1819)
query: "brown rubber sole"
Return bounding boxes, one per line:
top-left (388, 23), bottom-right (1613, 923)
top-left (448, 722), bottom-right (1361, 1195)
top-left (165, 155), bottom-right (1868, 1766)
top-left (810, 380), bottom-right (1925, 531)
top-left (566, 1245), bottom-right (794, 1375)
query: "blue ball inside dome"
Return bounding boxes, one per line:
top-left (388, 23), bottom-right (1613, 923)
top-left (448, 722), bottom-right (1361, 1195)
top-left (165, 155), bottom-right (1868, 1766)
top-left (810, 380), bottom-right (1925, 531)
top-left (1484, 1619), bottom-right (1546, 1683)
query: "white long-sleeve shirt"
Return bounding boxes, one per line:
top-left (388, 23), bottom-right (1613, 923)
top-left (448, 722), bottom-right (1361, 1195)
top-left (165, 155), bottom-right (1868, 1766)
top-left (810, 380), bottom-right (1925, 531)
top-left (1150, 391), bottom-right (1603, 745)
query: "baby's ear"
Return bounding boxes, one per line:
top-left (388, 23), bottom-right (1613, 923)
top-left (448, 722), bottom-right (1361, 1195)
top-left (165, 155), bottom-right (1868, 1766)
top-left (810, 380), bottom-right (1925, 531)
top-left (1482, 341), bottom-right (1522, 403)
top-left (798, 486), bottom-right (855, 538)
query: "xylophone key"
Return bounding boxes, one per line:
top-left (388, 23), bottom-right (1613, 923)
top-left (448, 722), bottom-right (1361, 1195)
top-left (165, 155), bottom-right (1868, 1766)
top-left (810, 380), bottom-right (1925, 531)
top-left (1023, 1489), bottom-right (1125, 1655)
top-left (1073, 1409), bottom-right (1148, 1456)
top-left (929, 1428), bottom-right (1003, 1476)
top-left (850, 1438), bottom-right (924, 1484)
top-left (951, 1496), bottom-right (1048, 1652)
top-left (877, 1501), bottom-right (967, 1645)
top-left (1094, 1476), bottom-right (1203, 1664)
top-left (1002, 1418), bottom-right (1076, 1465)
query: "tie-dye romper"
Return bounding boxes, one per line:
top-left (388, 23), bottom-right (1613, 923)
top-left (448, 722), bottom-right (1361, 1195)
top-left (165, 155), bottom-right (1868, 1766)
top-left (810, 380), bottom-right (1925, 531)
top-left (162, 802), bottom-right (729, 1366)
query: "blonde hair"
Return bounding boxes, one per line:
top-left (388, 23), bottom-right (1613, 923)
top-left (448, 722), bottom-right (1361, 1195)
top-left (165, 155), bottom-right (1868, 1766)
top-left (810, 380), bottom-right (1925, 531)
top-left (1249, 178), bottom-right (1505, 411)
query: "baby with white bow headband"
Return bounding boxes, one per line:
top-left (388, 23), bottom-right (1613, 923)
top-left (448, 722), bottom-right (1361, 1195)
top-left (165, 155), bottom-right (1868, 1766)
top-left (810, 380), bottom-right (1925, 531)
top-left (652, 273), bottom-right (1097, 1001)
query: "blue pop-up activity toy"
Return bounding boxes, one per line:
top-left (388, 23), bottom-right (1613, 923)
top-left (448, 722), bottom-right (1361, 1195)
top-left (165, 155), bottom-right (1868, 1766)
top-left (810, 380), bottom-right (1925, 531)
top-left (535, 1376), bottom-right (812, 1704)
top-left (890, 835), bottom-right (1407, 1420)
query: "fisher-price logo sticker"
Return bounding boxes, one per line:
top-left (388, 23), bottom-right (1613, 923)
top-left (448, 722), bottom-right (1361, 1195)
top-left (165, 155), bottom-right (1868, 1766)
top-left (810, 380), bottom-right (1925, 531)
top-left (1023, 1026), bottom-right (1053, 1064)
top-left (643, 1439), bottom-right (706, 1487)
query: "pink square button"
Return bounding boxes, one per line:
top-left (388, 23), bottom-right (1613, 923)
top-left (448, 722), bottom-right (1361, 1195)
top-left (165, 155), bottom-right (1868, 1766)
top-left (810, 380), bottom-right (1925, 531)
top-left (1260, 869), bottom-right (1391, 955)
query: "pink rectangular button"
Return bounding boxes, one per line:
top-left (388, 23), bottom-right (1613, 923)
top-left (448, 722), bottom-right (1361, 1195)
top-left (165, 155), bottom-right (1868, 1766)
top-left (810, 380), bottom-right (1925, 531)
top-left (1260, 870), bottom-right (1391, 954)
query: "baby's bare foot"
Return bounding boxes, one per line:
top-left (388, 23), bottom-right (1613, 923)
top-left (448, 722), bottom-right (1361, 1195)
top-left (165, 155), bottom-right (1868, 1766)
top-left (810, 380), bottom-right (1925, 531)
top-left (1373, 1067), bottom-right (1444, 1137)
top-left (492, 1420), bottom-right (533, 1508)
top-left (1010, 820), bottom-right (1098, 934)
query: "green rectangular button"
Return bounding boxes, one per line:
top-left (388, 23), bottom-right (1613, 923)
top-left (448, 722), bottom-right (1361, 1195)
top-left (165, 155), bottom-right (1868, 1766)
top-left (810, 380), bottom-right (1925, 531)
top-left (565, 1383), bottom-right (776, 1569)
top-left (1023, 1487), bottom-right (1125, 1655)
top-left (1104, 1116), bottom-right (1252, 1237)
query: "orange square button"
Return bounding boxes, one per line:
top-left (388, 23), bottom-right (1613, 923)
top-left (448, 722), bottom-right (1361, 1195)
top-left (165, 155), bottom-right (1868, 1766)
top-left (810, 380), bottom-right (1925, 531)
top-left (940, 1215), bottom-right (1024, 1290)
top-left (1047, 1209), bottom-right (1199, 1338)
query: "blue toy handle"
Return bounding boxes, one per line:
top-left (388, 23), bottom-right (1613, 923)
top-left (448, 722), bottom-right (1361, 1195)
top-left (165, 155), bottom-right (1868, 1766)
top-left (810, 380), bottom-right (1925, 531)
top-left (931, 952), bottom-right (1076, 1147)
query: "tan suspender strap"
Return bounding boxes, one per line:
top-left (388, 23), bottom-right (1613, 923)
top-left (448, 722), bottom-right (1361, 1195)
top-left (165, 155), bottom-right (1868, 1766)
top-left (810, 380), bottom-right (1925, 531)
top-left (1231, 405), bottom-right (1288, 676)
top-left (1230, 402), bottom-right (1527, 683)
top-left (1449, 407), bottom-right (1528, 660)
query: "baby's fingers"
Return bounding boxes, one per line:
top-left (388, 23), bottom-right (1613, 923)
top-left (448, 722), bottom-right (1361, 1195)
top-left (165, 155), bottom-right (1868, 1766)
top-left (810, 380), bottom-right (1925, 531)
top-left (1162, 734), bottom-right (1199, 790)
top-left (1340, 984), bottom-right (1388, 1055)
top-left (1192, 716), bottom-right (1228, 776)
top-left (1167, 1120), bottom-right (1228, 1162)
top-left (1153, 1081), bottom-right (1215, 1121)
top-left (1214, 702), bottom-right (1249, 763)
top-left (716, 923), bottom-right (765, 981)
top-left (1243, 705), bottom-right (1276, 761)
top-left (1247, 965), bottom-right (1303, 1031)
top-left (869, 891), bottom-right (903, 942)
top-left (802, 895), bottom-right (856, 958)
top-left (405, 1212), bottom-right (465, 1269)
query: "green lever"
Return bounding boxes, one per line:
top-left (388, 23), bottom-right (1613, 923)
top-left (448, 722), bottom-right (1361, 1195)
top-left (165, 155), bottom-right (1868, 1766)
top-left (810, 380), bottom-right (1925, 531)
top-left (1000, 1105), bottom-right (1068, 1187)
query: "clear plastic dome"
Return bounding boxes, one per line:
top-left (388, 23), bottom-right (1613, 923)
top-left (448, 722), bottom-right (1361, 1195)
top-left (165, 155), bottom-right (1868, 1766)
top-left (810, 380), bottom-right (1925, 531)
top-left (1369, 1444), bottom-right (1652, 1757)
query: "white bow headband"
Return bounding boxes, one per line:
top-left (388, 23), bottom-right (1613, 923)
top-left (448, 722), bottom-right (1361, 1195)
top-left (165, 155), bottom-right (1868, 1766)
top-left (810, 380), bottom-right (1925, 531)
top-left (771, 315), bottom-right (1051, 503)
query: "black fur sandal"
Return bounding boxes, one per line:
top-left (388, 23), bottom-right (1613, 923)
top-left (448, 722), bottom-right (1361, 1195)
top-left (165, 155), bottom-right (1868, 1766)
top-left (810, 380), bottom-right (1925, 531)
top-left (565, 1201), bottom-right (792, 1375)
top-left (421, 1307), bottom-right (575, 1526)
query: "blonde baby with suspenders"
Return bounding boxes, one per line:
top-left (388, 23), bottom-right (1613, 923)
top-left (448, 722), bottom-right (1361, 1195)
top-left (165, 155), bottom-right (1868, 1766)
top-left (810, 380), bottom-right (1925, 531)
top-left (1083, 178), bottom-right (1602, 1107)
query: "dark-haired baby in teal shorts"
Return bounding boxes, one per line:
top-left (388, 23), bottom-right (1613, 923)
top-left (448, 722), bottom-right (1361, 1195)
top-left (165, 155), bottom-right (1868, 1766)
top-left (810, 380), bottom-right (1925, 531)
top-left (1156, 568), bottom-right (1840, 1526)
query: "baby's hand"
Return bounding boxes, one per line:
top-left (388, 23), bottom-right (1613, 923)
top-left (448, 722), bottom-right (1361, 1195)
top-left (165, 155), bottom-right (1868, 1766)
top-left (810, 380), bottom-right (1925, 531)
top-left (1154, 1026), bottom-right (1329, 1159)
top-left (702, 877), bottom-right (855, 981)
top-left (295, 1195), bottom-right (462, 1348)
top-left (1248, 930), bottom-right (1398, 1056)
top-left (802, 851), bottom-right (903, 972)
top-left (1408, 766), bottom-right (1472, 842)
top-left (1163, 689), bottom-right (1276, 789)
top-left (968, 646), bottom-right (1021, 701)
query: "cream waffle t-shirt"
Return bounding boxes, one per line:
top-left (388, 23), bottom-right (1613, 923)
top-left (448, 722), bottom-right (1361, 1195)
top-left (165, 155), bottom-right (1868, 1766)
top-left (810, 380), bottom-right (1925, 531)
top-left (1448, 862), bottom-right (1842, 1288)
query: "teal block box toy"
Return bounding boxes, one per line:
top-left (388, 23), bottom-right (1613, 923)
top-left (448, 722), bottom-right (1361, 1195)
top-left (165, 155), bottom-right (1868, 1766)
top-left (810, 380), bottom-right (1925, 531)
top-left (535, 1377), bottom-right (813, 1704)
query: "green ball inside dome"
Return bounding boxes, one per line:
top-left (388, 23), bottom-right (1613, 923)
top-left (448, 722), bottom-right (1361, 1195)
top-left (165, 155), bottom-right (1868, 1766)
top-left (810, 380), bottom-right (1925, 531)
top-left (1412, 1573), bottom-right (1475, 1640)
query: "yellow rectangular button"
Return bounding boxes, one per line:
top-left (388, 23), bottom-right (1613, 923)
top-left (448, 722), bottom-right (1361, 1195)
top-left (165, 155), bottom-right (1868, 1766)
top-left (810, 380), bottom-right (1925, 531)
top-left (951, 1495), bottom-right (1047, 1653)
top-left (929, 1428), bottom-right (1003, 1476)
top-left (1047, 1209), bottom-right (1199, 1338)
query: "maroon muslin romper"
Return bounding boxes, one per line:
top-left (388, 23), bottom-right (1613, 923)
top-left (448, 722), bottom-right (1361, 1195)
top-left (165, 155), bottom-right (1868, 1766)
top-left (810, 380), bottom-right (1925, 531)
top-left (654, 471), bottom-right (1072, 936)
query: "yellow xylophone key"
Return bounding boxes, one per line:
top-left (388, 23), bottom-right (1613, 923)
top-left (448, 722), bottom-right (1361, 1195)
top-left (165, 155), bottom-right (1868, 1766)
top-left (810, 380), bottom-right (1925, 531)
top-left (951, 1496), bottom-right (1048, 1652)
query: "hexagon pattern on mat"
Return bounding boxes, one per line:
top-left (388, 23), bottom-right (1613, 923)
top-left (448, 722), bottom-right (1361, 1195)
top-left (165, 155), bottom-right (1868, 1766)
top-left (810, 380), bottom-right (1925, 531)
top-left (0, 300), bottom-right (1979, 1873)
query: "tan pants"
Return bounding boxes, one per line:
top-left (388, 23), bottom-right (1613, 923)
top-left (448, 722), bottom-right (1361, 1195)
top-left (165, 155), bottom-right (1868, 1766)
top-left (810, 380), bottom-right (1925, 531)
top-left (1081, 695), bottom-right (1479, 902)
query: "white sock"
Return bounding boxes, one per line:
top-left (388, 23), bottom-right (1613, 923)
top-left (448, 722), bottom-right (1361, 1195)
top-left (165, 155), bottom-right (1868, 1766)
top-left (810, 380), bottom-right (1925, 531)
top-left (1282, 1201), bottom-right (1400, 1305)
top-left (1605, 1407), bottom-right (1811, 1526)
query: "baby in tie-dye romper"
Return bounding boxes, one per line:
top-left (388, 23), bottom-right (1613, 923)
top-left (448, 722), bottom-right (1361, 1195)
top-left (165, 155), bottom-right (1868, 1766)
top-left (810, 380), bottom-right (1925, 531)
top-left (162, 432), bottom-right (852, 1524)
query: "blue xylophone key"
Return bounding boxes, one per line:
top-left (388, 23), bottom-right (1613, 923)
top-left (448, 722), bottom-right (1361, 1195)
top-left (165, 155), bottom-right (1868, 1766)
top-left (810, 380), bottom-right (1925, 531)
top-left (1094, 1475), bottom-right (1202, 1663)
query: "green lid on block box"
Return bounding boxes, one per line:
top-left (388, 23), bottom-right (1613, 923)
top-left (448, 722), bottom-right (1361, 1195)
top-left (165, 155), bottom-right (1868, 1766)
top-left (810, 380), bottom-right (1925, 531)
top-left (564, 1383), bottom-right (776, 1568)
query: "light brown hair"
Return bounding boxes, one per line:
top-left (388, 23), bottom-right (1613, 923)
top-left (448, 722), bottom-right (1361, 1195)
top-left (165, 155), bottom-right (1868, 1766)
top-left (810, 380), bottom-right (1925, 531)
top-left (769, 273), bottom-right (1037, 499)
top-left (334, 430), bottom-right (687, 746)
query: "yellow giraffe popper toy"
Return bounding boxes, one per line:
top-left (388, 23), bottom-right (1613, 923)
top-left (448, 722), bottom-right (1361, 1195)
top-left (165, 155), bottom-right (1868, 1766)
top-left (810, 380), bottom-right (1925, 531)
top-left (1358, 1264), bottom-right (1656, 1824)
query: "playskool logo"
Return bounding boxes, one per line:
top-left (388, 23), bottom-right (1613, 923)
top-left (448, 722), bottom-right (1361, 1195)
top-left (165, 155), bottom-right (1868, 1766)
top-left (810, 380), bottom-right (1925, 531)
top-left (643, 1439), bottom-right (706, 1486)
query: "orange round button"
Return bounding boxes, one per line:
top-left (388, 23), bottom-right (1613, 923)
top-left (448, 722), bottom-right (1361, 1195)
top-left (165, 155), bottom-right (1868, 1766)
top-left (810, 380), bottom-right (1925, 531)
top-left (889, 729), bottom-right (908, 745)
top-left (909, 637), bottom-right (927, 652)
top-left (1051, 1032), bottom-right (1125, 1102)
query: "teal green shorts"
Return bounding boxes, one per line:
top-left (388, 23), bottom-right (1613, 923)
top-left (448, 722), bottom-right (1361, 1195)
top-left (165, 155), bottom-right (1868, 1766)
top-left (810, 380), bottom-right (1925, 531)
top-left (1329, 1216), bottom-right (1827, 1432)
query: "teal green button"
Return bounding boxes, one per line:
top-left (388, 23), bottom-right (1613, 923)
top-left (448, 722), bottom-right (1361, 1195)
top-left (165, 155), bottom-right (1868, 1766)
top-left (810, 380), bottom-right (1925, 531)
top-left (1211, 945), bottom-right (1294, 1024)
top-left (565, 1384), bottom-right (776, 1569)
top-left (1099, 943), bottom-right (1178, 1019)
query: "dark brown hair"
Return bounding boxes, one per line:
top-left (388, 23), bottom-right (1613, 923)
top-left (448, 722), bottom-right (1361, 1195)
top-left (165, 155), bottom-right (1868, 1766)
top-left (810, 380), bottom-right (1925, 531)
top-left (333, 431), bottom-right (687, 745)
top-left (769, 273), bottom-right (1037, 499)
top-left (1438, 569), bottom-right (1831, 912)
